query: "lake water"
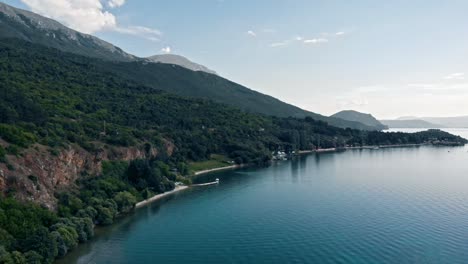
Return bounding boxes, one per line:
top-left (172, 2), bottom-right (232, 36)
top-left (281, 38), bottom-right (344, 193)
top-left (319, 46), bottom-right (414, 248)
top-left (60, 129), bottom-right (468, 264)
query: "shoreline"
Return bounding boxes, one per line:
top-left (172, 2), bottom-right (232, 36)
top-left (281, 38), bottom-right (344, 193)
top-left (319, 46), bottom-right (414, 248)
top-left (299, 143), bottom-right (431, 155)
top-left (347, 143), bottom-right (430, 149)
top-left (133, 164), bottom-right (242, 208)
top-left (194, 164), bottom-right (242, 176)
top-left (135, 185), bottom-right (189, 208)
top-left (136, 142), bottom-right (460, 209)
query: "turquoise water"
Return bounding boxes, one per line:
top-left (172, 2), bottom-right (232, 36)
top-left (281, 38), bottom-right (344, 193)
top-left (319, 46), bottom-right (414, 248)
top-left (60, 129), bottom-right (468, 264)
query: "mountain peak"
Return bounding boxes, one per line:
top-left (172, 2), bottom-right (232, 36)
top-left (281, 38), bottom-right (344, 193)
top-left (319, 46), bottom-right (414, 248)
top-left (331, 110), bottom-right (388, 130)
top-left (146, 54), bottom-right (217, 75)
top-left (0, 2), bottom-right (135, 61)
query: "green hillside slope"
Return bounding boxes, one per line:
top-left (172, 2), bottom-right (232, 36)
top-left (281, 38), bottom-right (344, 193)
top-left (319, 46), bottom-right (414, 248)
top-left (0, 2), bottom-right (373, 130)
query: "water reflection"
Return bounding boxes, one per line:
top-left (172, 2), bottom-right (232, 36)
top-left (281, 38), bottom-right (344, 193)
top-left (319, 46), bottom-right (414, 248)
top-left (59, 130), bottom-right (468, 264)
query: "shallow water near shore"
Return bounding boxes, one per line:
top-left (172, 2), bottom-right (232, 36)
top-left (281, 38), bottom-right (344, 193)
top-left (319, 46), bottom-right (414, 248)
top-left (59, 129), bottom-right (468, 264)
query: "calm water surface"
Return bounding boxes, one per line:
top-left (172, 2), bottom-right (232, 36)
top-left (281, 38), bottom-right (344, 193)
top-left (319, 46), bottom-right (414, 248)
top-left (60, 129), bottom-right (468, 264)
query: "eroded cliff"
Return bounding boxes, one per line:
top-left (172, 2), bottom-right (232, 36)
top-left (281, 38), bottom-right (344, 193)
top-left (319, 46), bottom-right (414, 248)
top-left (0, 140), bottom-right (173, 209)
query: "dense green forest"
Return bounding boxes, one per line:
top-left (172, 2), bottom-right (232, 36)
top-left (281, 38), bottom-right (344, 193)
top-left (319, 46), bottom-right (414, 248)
top-left (0, 39), bottom-right (467, 263)
top-left (1, 40), bottom-right (465, 162)
top-left (0, 157), bottom-right (183, 263)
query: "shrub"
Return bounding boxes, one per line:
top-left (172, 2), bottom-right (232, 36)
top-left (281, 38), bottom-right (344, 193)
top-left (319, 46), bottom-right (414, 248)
top-left (6, 145), bottom-right (20, 156)
top-left (28, 175), bottom-right (39, 185)
top-left (0, 146), bottom-right (5, 163)
top-left (0, 124), bottom-right (36, 148)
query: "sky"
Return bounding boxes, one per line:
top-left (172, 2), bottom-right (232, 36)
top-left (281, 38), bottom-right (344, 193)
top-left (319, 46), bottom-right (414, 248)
top-left (3, 0), bottom-right (468, 119)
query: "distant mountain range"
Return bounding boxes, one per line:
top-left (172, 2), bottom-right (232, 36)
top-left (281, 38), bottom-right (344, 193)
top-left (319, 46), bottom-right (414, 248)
top-left (329, 111), bottom-right (468, 130)
top-left (408, 117), bottom-right (468, 128)
top-left (0, 2), bottom-right (378, 131)
top-left (380, 119), bottom-right (444, 129)
top-left (331, 110), bottom-right (388, 131)
top-left (147, 54), bottom-right (217, 75)
top-left (382, 116), bottom-right (468, 128)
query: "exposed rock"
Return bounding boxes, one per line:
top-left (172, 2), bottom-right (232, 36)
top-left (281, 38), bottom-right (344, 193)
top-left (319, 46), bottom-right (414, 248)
top-left (0, 141), bottom-right (172, 209)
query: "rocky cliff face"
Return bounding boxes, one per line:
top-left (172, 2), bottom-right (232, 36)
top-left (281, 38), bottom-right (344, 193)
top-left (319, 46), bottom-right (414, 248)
top-left (0, 142), bottom-right (173, 209)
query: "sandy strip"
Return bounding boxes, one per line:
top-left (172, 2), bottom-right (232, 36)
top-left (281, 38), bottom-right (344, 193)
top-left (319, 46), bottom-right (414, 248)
top-left (194, 164), bottom-right (240, 176)
top-left (135, 186), bottom-right (189, 208)
top-left (191, 181), bottom-right (219, 187)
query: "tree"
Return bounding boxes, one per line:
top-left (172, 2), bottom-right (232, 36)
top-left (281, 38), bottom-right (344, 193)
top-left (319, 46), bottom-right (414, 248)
top-left (0, 146), bottom-right (6, 163)
top-left (50, 231), bottom-right (67, 258)
top-left (0, 246), bottom-right (14, 264)
top-left (0, 228), bottom-right (15, 251)
top-left (96, 206), bottom-right (114, 225)
top-left (23, 251), bottom-right (42, 264)
top-left (113, 192), bottom-right (137, 214)
top-left (19, 227), bottom-right (57, 263)
top-left (76, 206), bottom-right (98, 221)
top-left (10, 251), bottom-right (26, 264)
top-left (53, 225), bottom-right (78, 251)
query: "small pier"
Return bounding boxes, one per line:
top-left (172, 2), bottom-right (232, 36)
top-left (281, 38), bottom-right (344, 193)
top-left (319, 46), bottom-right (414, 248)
top-left (191, 178), bottom-right (220, 187)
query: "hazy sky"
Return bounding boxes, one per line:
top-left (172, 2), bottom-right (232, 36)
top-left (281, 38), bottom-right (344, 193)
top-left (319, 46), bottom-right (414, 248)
top-left (4, 0), bottom-right (468, 119)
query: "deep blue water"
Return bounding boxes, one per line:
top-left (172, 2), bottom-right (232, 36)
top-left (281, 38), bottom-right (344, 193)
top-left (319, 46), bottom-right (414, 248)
top-left (60, 129), bottom-right (468, 264)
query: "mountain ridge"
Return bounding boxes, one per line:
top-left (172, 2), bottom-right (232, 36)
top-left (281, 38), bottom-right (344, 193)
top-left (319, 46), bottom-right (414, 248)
top-left (383, 116), bottom-right (468, 128)
top-left (380, 119), bottom-right (445, 129)
top-left (0, 2), bottom-right (136, 61)
top-left (418, 116), bottom-right (468, 128)
top-left (0, 2), bottom-right (377, 130)
top-left (146, 54), bottom-right (217, 75)
top-left (331, 110), bottom-right (388, 130)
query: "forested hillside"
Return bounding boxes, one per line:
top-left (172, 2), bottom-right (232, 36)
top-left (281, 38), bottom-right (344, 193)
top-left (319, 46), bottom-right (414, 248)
top-left (0, 1), bottom-right (377, 130)
top-left (0, 39), bottom-right (467, 263)
top-left (2, 39), bottom-right (464, 163)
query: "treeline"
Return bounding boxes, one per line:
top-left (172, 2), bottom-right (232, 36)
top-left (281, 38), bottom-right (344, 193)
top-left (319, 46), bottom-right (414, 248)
top-left (59, 159), bottom-right (178, 225)
top-left (0, 159), bottom-right (177, 263)
top-left (0, 197), bottom-right (92, 263)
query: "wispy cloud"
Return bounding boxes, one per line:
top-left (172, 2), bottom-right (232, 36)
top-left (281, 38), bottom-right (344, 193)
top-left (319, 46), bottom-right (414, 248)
top-left (269, 36), bottom-right (300, 48)
top-left (270, 36), bottom-right (329, 48)
top-left (270, 41), bottom-right (289, 48)
top-left (265, 29), bottom-right (345, 48)
top-left (108, 0), bottom-right (125, 8)
top-left (407, 82), bottom-right (468, 92)
top-left (247, 30), bottom-right (257, 37)
top-left (336, 95), bottom-right (370, 109)
top-left (20, 0), bottom-right (161, 41)
top-left (304, 38), bottom-right (328, 44)
top-left (114, 26), bottom-right (162, 42)
top-left (444, 73), bottom-right (465, 80)
top-left (161, 46), bottom-right (171, 53)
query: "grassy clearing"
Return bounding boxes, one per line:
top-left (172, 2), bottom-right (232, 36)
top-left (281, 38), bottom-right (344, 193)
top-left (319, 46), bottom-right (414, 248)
top-left (188, 154), bottom-right (231, 173)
